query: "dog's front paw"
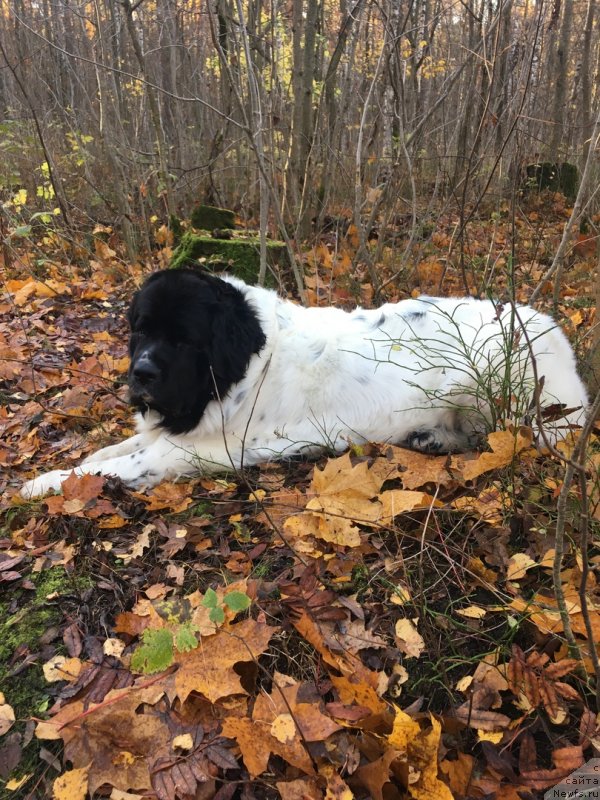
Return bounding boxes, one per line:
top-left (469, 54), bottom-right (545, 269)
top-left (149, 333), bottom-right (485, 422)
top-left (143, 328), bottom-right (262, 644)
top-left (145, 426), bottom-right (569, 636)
top-left (21, 470), bottom-right (74, 499)
top-left (404, 429), bottom-right (446, 454)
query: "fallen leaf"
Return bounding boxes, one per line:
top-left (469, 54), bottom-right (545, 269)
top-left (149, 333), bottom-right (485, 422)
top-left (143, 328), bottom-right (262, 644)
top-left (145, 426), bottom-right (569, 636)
top-left (395, 618), bottom-right (426, 658)
top-left (507, 552), bottom-right (537, 580)
top-left (53, 766), bottom-right (90, 800)
top-left (270, 713), bottom-right (296, 743)
top-left (453, 428), bottom-right (533, 481)
top-left (172, 733), bottom-right (194, 751)
top-left (456, 605), bottom-right (487, 619)
top-left (43, 656), bottom-right (83, 683)
top-left (0, 694), bottom-right (15, 735)
top-left (276, 777), bottom-right (322, 800)
top-left (172, 618), bottom-right (277, 703)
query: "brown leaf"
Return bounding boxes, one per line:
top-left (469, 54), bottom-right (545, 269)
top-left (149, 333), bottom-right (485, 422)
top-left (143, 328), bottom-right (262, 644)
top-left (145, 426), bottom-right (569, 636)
top-left (36, 684), bottom-right (167, 794)
top-left (258, 675), bottom-right (342, 742)
top-left (520, 737), bottom-right (584, 790)
top-left (538, 678), bottom-right (560, 719)
top-left (276, 777), bottom-right (322, 800)
top-left (355, 748), bottom-right (399, 800)
top-left (113, 611), bottom-right (151, 637)
top-left (221, 716), bottom-right (314, 778)
top-left (544, 658), bottom-right (580, 679)
top-left (139, 482), bottom-right (194, 512)
top-left (293, 612), bottom-right (385, 702)
top-left (454, 703), bottom-right (511, 731)
top-left (440, 752), bottom-right (474, 797)
top-left (579, 707), bottom-right (598, 748)
top-left (63, 623), bottom-right (82, 658)
top-left (335, 618), bottom-right (387, 654)
top-left (171, 618), bottom-right (277, 703)
top-left (370, 445), bottom-right (454, 490)
top-left (325, 702), bottom-right (371, 722)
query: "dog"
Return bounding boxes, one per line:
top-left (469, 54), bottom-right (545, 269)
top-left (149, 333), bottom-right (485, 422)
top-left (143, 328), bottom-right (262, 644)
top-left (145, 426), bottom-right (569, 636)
top-left (21, 268), bottom-right (588, 498)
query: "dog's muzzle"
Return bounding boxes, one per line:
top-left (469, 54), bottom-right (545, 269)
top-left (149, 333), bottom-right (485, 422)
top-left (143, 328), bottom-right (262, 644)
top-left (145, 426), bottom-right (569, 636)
top-left (130, 350), bottom-right (161, 399)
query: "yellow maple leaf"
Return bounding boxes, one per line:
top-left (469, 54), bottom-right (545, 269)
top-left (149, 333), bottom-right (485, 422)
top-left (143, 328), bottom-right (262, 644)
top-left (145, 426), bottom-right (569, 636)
top-left (52, 766), bottom-right (90, 800)
top-left (453, 428), bottom-right (533, 481)
top-left (388, 707), bottom-right (420, 750)
top-left (387, 710), bottom-right (453, 800)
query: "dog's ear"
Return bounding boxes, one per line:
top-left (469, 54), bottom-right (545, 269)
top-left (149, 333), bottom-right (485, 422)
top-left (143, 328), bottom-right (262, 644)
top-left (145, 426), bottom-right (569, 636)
top-left (207, 283), bottom-right (266, 394)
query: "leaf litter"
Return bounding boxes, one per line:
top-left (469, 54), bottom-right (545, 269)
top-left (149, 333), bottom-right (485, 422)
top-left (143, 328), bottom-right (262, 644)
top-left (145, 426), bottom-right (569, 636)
top-left (1, 216), bottom-right (599, 799)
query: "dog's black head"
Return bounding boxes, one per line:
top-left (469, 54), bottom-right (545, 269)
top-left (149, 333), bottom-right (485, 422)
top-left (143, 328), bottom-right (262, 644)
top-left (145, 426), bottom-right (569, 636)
top-left (127, 269), bottom-right (266, 434)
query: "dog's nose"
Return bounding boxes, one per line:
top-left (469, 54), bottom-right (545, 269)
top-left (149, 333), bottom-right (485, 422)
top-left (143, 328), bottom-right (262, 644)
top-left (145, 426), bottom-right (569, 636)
top-left (132, 353), bottom-right (160, 384)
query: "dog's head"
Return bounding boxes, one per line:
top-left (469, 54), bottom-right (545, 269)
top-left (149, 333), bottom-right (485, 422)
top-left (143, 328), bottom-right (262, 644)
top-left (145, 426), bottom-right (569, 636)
top-left (127, 269), bottom-right (266, 434)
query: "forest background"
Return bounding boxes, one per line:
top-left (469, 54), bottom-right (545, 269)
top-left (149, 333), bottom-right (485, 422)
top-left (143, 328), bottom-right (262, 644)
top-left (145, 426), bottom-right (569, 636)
top-left (3, 0), bottom-right (600, 799)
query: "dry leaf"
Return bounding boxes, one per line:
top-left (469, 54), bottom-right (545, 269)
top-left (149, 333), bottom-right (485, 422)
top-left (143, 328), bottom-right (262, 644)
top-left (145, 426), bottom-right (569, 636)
top-left (0, 694), bottom-right (15, 735)
top-left (507, 552), bottom-right (537, 580)
top-left (53, 766), bottom-right (90, 800)
top-left (453, 428), bottom-right (533, 481)
top-left (43, 656), bottom-right (83, 683)
top-left (395, 618), bottom-right (425, 658)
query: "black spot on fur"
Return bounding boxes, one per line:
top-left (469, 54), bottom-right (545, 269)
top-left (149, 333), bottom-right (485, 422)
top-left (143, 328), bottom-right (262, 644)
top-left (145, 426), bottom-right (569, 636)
top-left (404, 311), bottom-right (427, 322)
top-left (356, 374), bottom-right (369, 386)
top-left (235, 389), bottom-right (248, 405)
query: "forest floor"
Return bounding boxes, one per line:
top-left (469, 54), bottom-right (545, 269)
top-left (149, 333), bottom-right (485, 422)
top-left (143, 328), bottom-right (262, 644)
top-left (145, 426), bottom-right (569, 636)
top-left (1, 193), bottom-right (599, 800)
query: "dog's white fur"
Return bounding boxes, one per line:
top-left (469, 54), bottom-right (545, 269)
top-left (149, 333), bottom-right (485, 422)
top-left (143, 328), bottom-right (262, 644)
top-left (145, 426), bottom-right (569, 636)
top-left (22, 277), bottom-right (587, 498)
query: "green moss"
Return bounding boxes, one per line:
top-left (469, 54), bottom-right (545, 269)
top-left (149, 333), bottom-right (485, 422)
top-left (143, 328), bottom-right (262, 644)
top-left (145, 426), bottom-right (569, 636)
top-left (169, 213), bottom-right (184, 245)
top-left (170, 231), bottom-right (287, 284)
top-left (524, 161), bottom-right (579, 201)
top-left (0, 568), bottom-right (93, 791)
top-left (190, 204), bottom-right (235, 230)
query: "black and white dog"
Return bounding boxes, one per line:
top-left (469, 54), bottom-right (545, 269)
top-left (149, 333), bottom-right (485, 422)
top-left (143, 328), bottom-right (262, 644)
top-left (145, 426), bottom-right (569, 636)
top-left (21, 268), bottom-right (588, 497)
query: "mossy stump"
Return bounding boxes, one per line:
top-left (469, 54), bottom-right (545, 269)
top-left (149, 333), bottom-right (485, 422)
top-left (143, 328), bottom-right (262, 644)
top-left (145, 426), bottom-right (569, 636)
top-left (524, 161), bottom-right (579, 201)
top-left (170, 231), bottom-right (287, 285)
top-left (190, 204), bottom-right (235, 231)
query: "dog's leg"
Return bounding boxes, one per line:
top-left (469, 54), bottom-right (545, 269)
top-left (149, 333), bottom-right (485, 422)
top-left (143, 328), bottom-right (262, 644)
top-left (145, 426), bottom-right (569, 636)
top-left (80, 433), bottom-right (149, 465)
top-left (21, 436), bottom-right (244, 498)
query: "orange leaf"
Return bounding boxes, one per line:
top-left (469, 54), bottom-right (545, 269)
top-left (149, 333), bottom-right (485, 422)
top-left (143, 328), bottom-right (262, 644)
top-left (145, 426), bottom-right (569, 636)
top-left (453, 428), bottom-right (533, 481)
top-left (221, 716), bottom-right (314, 778)
top-left (172, 617), bottom-right (277, 703)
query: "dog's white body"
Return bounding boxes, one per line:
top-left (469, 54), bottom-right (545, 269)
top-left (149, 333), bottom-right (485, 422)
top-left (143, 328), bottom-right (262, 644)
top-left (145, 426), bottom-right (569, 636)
top-left (22, 278), bottom-right (588, 498)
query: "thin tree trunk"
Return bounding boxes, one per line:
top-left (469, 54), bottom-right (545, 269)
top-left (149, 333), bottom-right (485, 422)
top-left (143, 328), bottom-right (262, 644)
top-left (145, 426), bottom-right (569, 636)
top-left (549, 0), bottom-right (572, 158)
top-left (122, 0), bottom-right (176, 219)
top-left (580, 0), bottom-right (595, 161)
